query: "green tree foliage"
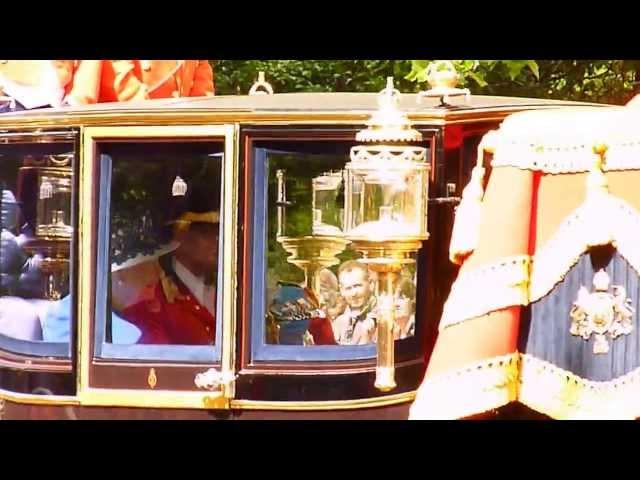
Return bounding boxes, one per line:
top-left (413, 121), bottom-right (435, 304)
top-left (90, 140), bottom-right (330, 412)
top-left (406, 60), bottom-right (640, 104)
top-left (213, 60), bottom-right (640, 105)
top-left (215, 60), bottom-right (415, 95)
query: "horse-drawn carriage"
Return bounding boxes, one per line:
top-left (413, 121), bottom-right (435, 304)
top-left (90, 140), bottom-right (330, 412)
top-left (0, 69), bottom-right (613, 419)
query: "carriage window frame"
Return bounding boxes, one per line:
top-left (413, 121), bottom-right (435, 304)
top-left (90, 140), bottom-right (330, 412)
top-left (0, 130), bottom-right (79, 361)
top-left (244, 129), bottom-right (434, 366)
top-left (79, 125), bottom-right (238, 409)
top-left (93, 147), bottom-right (225, 362)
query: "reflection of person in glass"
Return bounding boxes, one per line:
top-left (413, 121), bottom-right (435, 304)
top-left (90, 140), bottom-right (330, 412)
top-left (112, 179), bottom-right (219, 345)
top-left (317, 268), bottom-right (345, 322)
top-left (393, 278), bottom-right (416, 340)
top-left (0, 189), bottom-right (43, 340)
top-left (268, 283), bottom-right (336, 345)
top-left (332, 260), bottom-right (377, 345)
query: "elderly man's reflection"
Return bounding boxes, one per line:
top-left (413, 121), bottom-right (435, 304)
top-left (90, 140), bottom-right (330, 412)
top-left (332, 260), bottom-right (378, 345)
top-left (112, 182), bottom-right (219, 345)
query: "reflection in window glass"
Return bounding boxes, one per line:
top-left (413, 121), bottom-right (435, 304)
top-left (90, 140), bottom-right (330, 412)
top-left (264, 149), bottom-right (417, 349)
top-left (106, 143), bottom-right (223, 347)
top-left (0, 143), bottom-right (75, 352)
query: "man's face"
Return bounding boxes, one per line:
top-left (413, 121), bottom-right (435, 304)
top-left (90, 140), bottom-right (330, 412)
top-left (339, 268), bottom-right (371, 311)
top-left (176, 222), bottom-right (219, 276)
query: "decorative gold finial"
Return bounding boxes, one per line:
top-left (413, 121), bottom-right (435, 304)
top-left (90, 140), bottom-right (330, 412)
top-left (417, 61), bottom-right (471, 107)
top-left (427, 60), bottom-right (460, 90)
top-left (356, 77), bottom-right (422, 143)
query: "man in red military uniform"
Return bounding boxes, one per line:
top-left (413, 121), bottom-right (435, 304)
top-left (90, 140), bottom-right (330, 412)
top-left (65, 60), bottom-right (215, 105)
top-left (1, 60), bottom-right (215, 108)
top-left (112, 179), bottom-right (220, 345)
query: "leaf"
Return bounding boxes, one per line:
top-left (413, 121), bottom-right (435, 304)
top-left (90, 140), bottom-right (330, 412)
top-left (416, 60), bottom-right (431, 69)
top-left (505, 60), bottom-right (528, 81)
top-left (526, 60), bottom-right (540, 79)
top-left (467, 71), bottom-right (488, 87)
top-left (405, 60), bottom-right (430, 82)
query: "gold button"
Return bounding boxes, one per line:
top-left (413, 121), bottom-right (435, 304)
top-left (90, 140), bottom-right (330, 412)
top-left (195, 305), bottom-right (201, 311)
top-left (205, 326), bottom-right (211, 333)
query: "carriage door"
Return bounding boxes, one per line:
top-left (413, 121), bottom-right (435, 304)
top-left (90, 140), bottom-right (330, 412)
top-left (78, 126), bottom-right (238, 410)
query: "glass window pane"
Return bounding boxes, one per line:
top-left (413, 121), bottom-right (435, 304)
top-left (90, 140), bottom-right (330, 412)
top-left (0, 142), bottom-right (75, 356)
top-left (252, 141), bottom-right (427, 362)
top-left (95, 141), bottom-right (224, 361)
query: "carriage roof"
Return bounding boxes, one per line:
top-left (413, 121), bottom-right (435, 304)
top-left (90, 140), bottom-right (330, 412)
top-left (0, 93), bottom-right (607, 128)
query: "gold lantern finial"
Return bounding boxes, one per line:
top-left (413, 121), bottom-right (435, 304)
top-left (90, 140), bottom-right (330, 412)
top-left (356, 77), bottom-right (422, 144)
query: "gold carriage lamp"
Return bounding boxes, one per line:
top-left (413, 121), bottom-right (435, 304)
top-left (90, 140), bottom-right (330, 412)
top-left (36, 154), bottom-right (73, 240)
top-left (276, 168), bottom-right (349, 302)
top-left (21, 153), bottom-right (73, 300)
top-left (346, 77), bottom-right (430, 392)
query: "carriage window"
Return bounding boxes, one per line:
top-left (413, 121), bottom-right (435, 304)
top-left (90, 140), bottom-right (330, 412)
top-left (95, 141), bottom-right (224, 362)
top-left (250, 141), bottom-right (423, 362)
top-left (0, 141), bottom-right (76, 357)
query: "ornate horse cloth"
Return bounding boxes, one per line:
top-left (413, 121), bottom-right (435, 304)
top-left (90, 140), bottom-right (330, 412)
top-left (411, 105), bottom-right (640, 419)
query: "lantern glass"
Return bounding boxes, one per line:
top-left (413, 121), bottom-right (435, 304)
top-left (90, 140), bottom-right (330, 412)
top-left (345, 151), bottom-right (429, 241)
top-left (312, 171), bottom-right (344, 236)
top-left (36, 172), bottom-right (73, 239)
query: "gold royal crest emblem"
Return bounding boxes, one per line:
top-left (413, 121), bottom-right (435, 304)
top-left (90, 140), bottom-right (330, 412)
top-left (569, 269), bottom-right (634, 354)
